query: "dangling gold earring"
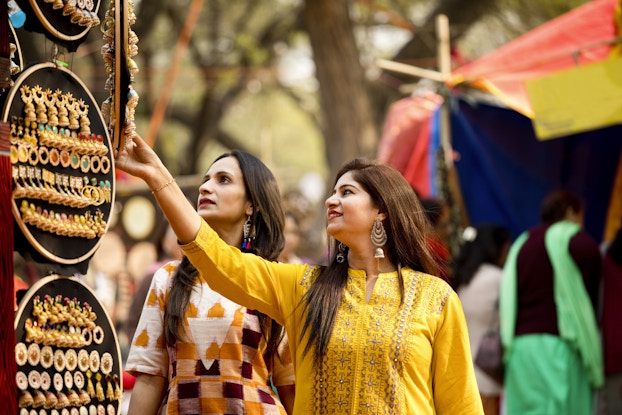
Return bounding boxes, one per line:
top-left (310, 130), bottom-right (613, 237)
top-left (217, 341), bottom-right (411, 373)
top-left (371, 217), bottom-right (387, 259)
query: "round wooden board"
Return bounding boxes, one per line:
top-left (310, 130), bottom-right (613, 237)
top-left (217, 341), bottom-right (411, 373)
top-left (14, 275), bottom-right (123, 414)
top-left (5, 62), bottom-right (116, 264)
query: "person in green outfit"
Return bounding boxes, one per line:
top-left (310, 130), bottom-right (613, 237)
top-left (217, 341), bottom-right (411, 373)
top-left (500, 190), bottom-right (603, 414)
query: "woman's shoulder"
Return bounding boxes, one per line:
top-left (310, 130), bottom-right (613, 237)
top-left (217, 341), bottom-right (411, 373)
top-left (403, 268), bottom-right (455, 297)
top-left (298, 263), bottom-right (325, 287)
top-left (400, 268), bottom-right (457, 318)
top-left (150, 260), bottom-right (182, 290)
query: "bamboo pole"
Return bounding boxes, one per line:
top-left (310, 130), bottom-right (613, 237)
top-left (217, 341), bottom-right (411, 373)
top-left (145, 0), bottom-right (205, 147)
top-left (375, 58), bottom-right (446, 83)
top-left (436, 14), bottom-right (469, 236)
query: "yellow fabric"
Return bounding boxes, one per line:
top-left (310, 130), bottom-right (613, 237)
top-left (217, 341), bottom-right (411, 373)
top-left (182, 221), bottom-right (483, 414)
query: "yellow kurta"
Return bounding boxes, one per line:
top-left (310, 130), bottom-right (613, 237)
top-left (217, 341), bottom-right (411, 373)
top-left (182, 221), bottom-right (483, 414)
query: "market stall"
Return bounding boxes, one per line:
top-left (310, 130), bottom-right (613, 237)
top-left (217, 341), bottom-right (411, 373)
top-left (378, 0), bottom-right (622, 243)
top-left (1, 1), bottom-right (138, 413)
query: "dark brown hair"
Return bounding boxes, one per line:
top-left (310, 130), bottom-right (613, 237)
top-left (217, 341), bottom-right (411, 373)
top-left (452, 223), bottom-right (511, 289)
top-left (164, 150), bottom-right (285, 367)
top-left (540, 190), bottom-right (583, 223)
top-left (300, 158), bottom-right (439, 366)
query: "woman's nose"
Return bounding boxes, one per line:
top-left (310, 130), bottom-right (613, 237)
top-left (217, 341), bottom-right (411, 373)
top-left (199, 180), bottom-right (212, 194)
top-left (325, 194), bottom-right (337, 208)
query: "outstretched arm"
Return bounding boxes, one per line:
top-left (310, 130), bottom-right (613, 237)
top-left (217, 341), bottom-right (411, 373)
top-left (115, 133), bottom-right (202, 244)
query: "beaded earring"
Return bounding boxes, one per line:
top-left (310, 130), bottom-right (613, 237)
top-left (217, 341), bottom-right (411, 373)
top-left (242, 216), bottom-right (255, 250)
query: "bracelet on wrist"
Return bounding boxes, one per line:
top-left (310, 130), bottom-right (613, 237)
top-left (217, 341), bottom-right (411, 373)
top-left (151, 177), bottom-right (175, 195)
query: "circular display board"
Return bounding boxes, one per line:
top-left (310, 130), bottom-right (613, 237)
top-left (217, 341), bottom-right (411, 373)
top-left (26, 0), bottom-right (102, 43)
top-left (14, 275), bottom-right (123, 415)
top-left (5, 62), bottom-right (116, 265)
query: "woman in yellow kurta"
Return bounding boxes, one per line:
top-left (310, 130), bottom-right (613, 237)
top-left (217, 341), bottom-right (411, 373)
top-left (116, 133), bottom-right (484, 415)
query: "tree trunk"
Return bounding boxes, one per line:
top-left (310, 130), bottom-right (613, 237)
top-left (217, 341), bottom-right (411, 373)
top-left (303, 0), bottom-right (378, 179)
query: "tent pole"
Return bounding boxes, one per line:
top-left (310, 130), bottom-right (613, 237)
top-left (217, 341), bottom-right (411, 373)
top-left (436, 14), bottom-right (452, 168)
top-left (436, 14), bottom-right (469, 258)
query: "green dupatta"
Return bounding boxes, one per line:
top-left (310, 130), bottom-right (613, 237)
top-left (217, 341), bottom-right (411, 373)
top-left (500, 221), bottom-right (603, 387)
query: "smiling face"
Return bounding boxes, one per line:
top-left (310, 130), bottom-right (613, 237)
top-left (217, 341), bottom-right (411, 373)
top-left (197, 156), bottom-right (252, 237)
top-left (325, 171), bottom-right (380, 247)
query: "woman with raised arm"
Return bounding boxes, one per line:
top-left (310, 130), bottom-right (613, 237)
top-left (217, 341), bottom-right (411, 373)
top-left (124, 149), bottom-right (295, 415)
top-left (116, 133), bottom-right (483, 414)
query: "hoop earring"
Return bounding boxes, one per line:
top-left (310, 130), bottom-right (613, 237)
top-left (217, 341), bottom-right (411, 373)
top-left (371, 217), bottom-right (387, 259)
top-left (242, 216), bottom-right (254, 250)
top-left (336, 242), bottom-right (346, 263)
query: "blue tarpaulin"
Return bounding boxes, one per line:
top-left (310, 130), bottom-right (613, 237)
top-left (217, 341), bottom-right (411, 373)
top-left (449, 99), bottom-right (622, 242)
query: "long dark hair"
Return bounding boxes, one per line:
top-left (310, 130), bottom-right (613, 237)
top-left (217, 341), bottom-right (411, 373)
top-left (452, 223), bottom-right (510, 290)
top-left (164, 150), bottom-right (285, 368)
top-left (300, 158), bottom-right (439, 366)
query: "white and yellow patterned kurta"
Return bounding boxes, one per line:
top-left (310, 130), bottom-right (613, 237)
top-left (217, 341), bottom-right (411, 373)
top-left (183, 221), bottom-right (483, 414)
top-left (125, 260), bottom-right (295, 414)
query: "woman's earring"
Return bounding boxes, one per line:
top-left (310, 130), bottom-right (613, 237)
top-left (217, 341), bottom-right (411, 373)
top-left (371, 217), bottom-right (387, 259)
top-left (242, 216), bottom-right (254, 250)
top-left (336, 242), bottom-right (346, 263)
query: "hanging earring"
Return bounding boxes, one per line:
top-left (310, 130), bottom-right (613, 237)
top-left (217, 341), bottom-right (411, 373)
top-left (336, 242), bottom-right (346, 263)
top-left (242, 216), bottom-right (253, 250)
top-left (371, 217), bottom-right (387, 259)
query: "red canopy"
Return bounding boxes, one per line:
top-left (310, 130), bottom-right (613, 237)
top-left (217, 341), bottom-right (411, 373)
top-left (448, 0), bottom-right (621, 117)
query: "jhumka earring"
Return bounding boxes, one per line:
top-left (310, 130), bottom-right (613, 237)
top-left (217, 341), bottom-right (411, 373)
top-left (371, 217), bottom-right (387, 259)
top-left (336, 242), bottom-right (346, 263)
top-left (242, 216), bottom-right (254, 250)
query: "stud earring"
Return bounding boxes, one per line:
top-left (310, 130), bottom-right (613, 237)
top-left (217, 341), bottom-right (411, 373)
top-left (371, 217), bottom-right (387, 259)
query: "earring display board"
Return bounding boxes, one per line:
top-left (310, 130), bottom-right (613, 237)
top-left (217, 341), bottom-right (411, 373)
top-left (101, 0), bottom-right (139, 151)
top-left (5, 62), bottom-right (115, 265)
top-left (16, 0), bottom-right (102, 43)
top-left (14, 275), bottom-right (122, 414)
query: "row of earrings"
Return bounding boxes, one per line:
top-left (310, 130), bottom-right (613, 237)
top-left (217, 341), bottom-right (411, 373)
top-left (12, 144), bottom-right (111, 175)
top-left (21, 85), bottom-right (93, 135)
top-left (19, 200), bottom-right (107, 239)
top-left (13, 165), bottom-right (112, 208)
top-left (100, 0), bottom-right (140, 144)
top-left (10, 121), bottom-right (109, 157)
top-left (44, 0), bottom-right (101, 29)
top-left (32, 294), bottom-right (97, 329)
top-left (17, 373), bottom-right (121, 410)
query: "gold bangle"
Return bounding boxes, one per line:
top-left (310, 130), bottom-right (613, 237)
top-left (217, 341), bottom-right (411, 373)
top-left (151, 177), bottom-right (175, 195)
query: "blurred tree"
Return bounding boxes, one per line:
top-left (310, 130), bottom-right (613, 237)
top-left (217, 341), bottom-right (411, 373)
top-left (9, 0), bottom-right (590, 185)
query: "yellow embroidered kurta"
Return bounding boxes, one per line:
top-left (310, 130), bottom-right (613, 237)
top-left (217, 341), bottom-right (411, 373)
top-left (183, 221), bottom-right (483, 414)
